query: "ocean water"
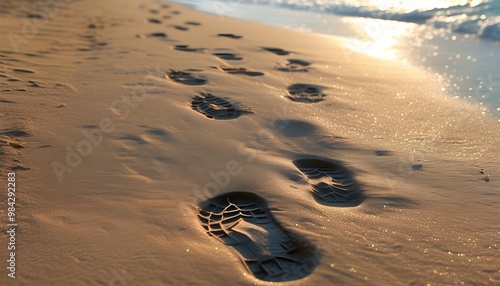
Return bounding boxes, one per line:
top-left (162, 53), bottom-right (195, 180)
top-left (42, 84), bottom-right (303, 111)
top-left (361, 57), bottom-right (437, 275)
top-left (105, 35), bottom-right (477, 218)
top-left (174, 0), bottom-right (500, 118)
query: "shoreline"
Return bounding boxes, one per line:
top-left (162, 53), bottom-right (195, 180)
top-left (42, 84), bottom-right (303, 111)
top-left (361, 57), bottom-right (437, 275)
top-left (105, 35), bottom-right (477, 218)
top-left (175, 0), bottom-right (500, 119)
top-left (0, 0), bottom-right (499, 285)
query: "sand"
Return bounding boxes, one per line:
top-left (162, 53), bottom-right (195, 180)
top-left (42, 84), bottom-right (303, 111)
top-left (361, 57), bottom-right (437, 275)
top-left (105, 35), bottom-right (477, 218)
top-left (0, 0), bottom-right (499, 285)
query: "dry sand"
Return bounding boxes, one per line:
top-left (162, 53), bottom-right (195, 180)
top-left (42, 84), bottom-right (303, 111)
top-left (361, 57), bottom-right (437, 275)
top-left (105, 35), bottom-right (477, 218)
top-left (0, 0), bottom-right (499, 285)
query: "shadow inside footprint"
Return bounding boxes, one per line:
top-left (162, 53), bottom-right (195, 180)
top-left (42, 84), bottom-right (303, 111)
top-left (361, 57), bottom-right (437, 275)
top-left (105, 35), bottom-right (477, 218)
top-left (217, 33), bottom-right (243, 39)
top-left (213, 65), bottom-right (264, 77)
top-left (189, 93), bottom-right (253, 120)
top-left (293, 158), bottom-right (364, 206)
top-left (198, 192), bottom-right (317, 282)
top-left (174, 45), bottom-right (205, 52)
top-left (213, 53), bottom-right (243, 60)
top-left (262, 47), bottom-right (291, 55)
top-left (275, 59), bottom-right (311, 72)
top-left (137, 32), bottom-right (168, 38)
top-left (147, 18), bottom-right (162, 24)
top-left (286, 84), bottom-right (326, 103)
top-left (171, 24), bottom-right (189, 31)
top-left (166, 70), bottom-right (207, 86)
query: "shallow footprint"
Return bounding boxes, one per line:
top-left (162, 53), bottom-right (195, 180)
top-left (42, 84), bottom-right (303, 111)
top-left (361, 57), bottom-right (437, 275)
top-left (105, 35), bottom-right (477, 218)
top-left (213, 65), bottom-right (264, 77)
top-left (190, 92), bottom-right (253, 120)
top-left (262, 47), bottom-right (291, 56)
top-left (293, 158), bottom-right (363, 206)
top-left (166, 70), bottom-right (207, 86)
top-left (198, 192), bottom-right (316, 281)
top-left (185, 21), bottom-right (201, 26)
top-left (275, 59), bottom-right (311, 72)
top-left (286, 84), bottom-right (326, 103)
top-left (213, 53), bottom-right (243, 61)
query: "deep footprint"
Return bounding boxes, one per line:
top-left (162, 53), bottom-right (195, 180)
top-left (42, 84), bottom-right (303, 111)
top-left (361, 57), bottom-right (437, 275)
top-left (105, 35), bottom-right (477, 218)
top-left (275, 59), bottom-right (311, 72)
top-left (189, 93), bottom-right (253, 120)
top-left (293, 158), bottom-right (363, 205)
top-left (286, 84), bottom-right (326, 103)
top-left (217, 33), bottom-right (243, 39)
top-left (174, 45), bottom-right (205, 52)
top-left (262, 47), bottom-right (291, 55)
top-left (213, 65), bottom-right (264, 77)
top-left (198, 192), bottom-right (317, 281)
top-left (166, 70), bottom-right (207, 85)
top-left (213, 53), bottom-right (243, 61)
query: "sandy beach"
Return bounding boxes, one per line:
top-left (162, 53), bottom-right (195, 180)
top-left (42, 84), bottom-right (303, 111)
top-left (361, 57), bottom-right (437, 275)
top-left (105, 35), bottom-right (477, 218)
top-left (0, 0), bottom-right (499, 285)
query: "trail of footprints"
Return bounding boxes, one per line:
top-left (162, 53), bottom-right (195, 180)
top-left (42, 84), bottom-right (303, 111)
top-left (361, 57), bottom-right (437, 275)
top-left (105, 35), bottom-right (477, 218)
top-left (136, 4), bottom-right (364, 282)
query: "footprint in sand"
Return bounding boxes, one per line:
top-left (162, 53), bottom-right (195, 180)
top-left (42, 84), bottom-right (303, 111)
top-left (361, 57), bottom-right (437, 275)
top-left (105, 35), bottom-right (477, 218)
top-left (275, 59), bottom-right (311, 72)
top-left (213, 53), bottom-right (243, 61)
top-left (212, 65), bottom-right (264, 77)
top-left (217, 33), bottom-right (243, 39)
top-left (171, 25), bottom-right (189, 31)
top-left (198, 192), bottom-right (317, 281)
top-left (185, 21), bottom-right (201, 26)
top-left (137, 32), bottom-right (168, 39)
top-left (190, 93), bottom-right (253, 120)
top-left (262, 47), bottom-right (291, 56)
top-left (293, 158), bottom-right (363, 205)
top-left (147, 18), bottom-right (162, 24)
top-left (165, 70), bottom-right (207, 86)
top-left (174, 45), bottom-right (205, 52)
top-left (286, 84), bottom-right (326, 103)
